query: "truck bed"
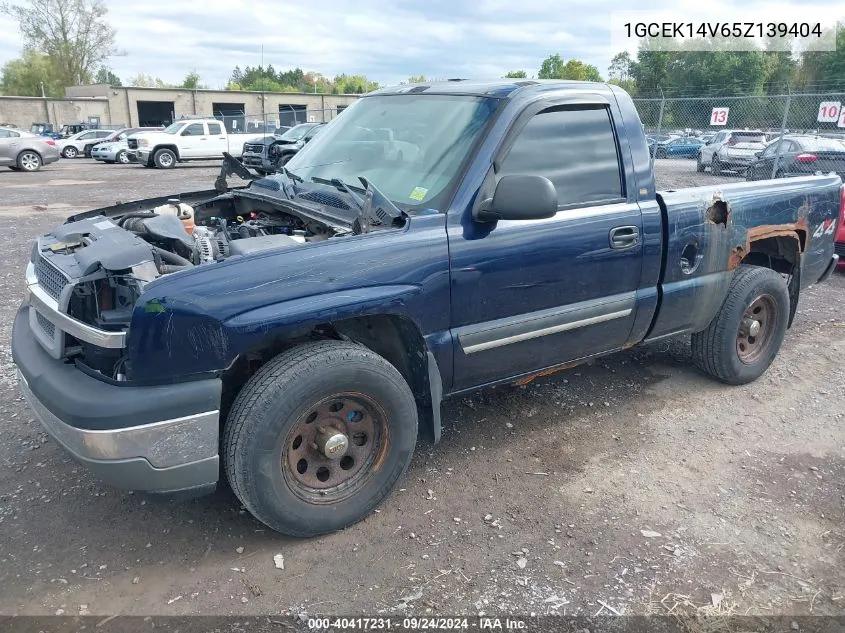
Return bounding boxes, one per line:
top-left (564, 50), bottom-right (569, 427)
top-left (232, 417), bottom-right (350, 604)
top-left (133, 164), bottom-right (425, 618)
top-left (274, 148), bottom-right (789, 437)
top-left (647, 174), bottom-right (842, 341)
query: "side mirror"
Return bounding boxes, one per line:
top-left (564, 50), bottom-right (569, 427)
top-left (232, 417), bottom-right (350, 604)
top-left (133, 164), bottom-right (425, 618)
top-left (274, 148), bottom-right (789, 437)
top-left (474, 175), bottom-right (558, 222)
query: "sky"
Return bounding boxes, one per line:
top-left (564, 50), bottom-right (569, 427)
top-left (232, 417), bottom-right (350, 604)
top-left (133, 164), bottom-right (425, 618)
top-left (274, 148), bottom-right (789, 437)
top-left (0, 0), bottom-right (840, 89)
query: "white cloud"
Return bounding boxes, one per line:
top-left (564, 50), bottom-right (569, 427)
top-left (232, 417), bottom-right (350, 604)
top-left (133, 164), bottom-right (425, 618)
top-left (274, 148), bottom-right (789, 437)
top-left (0, 0), bottom-right (833, 90)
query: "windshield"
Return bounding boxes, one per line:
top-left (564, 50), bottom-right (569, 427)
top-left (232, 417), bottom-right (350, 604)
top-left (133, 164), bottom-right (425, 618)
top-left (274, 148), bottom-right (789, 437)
top-left (163, 122), bottom-right (184, 134)
top-left (279, 125), bottom-right (315, 141)
top-left (288, 94), bottom-right (500, 209)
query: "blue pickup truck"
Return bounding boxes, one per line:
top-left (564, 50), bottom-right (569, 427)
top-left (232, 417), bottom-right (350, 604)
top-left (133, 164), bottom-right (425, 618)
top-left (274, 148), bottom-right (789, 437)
top-left (12, 80), bottom-right (841, 537)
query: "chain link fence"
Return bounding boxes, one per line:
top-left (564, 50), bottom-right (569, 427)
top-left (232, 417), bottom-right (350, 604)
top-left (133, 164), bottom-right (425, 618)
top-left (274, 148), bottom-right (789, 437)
top-left (632, 92), bottom-right (845, 182)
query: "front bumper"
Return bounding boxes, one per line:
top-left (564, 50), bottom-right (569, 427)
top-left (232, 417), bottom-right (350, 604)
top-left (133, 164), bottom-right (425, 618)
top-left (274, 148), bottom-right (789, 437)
top-left (11, 306), bottom-right (221, 495)
top-left (819, 254), bottom-right (840, 282)
top-left (136, 149), bottom-right (150, 163)
top-left (92, 148), bottom-right (118, 161)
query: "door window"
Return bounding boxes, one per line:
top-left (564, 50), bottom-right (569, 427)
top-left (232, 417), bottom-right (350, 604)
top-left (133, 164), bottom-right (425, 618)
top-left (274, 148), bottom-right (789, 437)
top-left (182, 123), bottom-right (205, 136)
top-left (497, 106), bottom-right (624, 207)
top-left (207, 122), bottom-right (223, 135)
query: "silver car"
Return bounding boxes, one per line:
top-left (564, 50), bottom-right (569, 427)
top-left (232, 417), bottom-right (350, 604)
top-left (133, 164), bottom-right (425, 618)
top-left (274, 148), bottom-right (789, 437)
top-left (0, 127), bottom-right (61, 171)
top-left (91, 127), bottom-right (162, 164)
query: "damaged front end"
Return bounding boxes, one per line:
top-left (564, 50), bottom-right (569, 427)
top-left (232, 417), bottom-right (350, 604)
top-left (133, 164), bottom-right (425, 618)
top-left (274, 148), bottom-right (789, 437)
top-left (25, 160), bottom-right (406, 383)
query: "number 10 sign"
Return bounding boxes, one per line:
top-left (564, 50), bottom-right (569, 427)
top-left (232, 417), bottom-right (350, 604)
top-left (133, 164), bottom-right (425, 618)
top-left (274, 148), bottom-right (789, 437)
top-left (710, 107), bottom-right (729, 126)
top-left (818, 101), bottom-right (841, 123)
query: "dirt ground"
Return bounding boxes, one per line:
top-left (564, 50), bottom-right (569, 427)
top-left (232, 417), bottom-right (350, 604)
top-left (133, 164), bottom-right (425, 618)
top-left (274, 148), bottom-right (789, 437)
top-left (0, 158), bottom-right (843, 618)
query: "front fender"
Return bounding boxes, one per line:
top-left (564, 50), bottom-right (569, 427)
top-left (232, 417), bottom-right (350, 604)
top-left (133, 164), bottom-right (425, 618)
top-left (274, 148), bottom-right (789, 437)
top-left (127, 285), bottom-right (424, 383)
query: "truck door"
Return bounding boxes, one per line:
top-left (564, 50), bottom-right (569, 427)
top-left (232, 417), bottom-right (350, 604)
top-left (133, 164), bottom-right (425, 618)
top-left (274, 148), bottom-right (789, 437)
top-left (448, 103), bottom-right (644, 390)
top-left (205, 121), bottom-right (227, 157)
top-left (178, 122), bottom-right (208, 158)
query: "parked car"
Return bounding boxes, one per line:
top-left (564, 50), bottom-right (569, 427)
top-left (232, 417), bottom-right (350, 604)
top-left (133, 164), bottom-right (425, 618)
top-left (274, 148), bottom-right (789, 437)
top-left (57, 129), bottom-right (113, 158)
top-left (745, 135), bottom-right (845, 181)
top-left (241, 122), bottom-right (325, 175)
top-left (697, 130), bottom-right (768, 174)
top-left (91, 127), bottom-right (164, 164)
top-left (130, 119), bottom-right (267, 168)
top-left (655, 136), bottom-right (705, 159)
top-left (11, 80), bottom-right (840, 537)
top-left (0, 126), bottom-right (60, 171)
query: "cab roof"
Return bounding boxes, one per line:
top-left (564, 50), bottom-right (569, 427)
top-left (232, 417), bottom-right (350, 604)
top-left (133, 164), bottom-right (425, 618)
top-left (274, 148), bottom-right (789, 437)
top-left (368, 79), bottom-right (613, 99)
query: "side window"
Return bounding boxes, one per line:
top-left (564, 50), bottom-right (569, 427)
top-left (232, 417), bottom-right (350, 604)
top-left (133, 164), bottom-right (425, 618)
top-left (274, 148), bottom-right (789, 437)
top-left (96, 130), bottom-right (110, 138)
top-left (762, 142), bottom-right (777, 157)
top-left (0, 130), bottom-right (10, 138)
top-left (79, 131), bottom-right (95, 140)
top-left (498, 106), bottom-right (623, 207)
top-left (207, 122), bottom-right (222, 135)
top-left (9, 130), bottom-right (19, 138)
top-left (304, 125), bottom-right (322, 140)
top-left (182, 123), bottom-right (205, 136)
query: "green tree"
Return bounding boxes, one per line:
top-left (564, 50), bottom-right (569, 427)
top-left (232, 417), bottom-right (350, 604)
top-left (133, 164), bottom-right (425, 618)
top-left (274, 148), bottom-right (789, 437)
top-left (129, 73), bottom-right (171, 88)
top-left (407, 75), bottom-right (427, 83)
top-left (180, 70), bottom-right (205, 90)
top-left (94, 66), bottom-right (121, 86)
top-left (538, 55), bottom-right (602, 81)
top-left (332, 73), bottom-right (379, 94)
top-left (504, 70), bottom-right (527, 78)
top-left (795, 22), bottom-right (845, 90)
top-left (0, 50), bottom-right (62, 96)
top-left (1, 0), bottom-right (117, 87)
top-left (538, 54), bottom-right (565, 79)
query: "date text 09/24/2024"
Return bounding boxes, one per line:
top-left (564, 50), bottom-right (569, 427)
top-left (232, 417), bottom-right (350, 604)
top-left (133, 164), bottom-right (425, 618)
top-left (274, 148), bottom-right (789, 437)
top-left (307, 617), bottom-right (527, 630)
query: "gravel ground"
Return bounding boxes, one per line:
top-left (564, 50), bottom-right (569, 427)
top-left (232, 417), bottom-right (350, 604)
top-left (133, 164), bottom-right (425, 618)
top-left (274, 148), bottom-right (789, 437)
top-left (0, 158), bottom-right (842, 618)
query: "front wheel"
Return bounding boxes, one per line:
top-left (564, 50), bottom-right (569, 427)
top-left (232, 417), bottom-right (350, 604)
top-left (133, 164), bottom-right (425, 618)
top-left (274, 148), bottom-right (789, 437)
top-left (696, 154), bottom-right (705, 172)
top-left (62, 146), bottom-right (78, 159)
top-left (691, 265), bottom-right (790, 385)
top-left (223, 341), bottom-right (418, 537)
top-left (153, 148), bottom-right (176, 168)
top-left (116, 150), bottom-right (130, 164)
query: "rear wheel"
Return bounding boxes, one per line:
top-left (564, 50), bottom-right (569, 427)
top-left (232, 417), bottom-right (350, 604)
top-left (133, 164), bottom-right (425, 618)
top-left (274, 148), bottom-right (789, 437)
top-left (17, 151), bottom-right (42, 172)
top-left (696, 154), bottom-right (705, 172)
top-left (691, 265), bottom-right (789, 385)
top-left (62, 146), bottom-right (78, 159)
top-left (745, 167), bottom-right (753, 181)
top-left (711, 155), bottom-right (722, 175)
top-left (223, 341), bottom-right (418, 537)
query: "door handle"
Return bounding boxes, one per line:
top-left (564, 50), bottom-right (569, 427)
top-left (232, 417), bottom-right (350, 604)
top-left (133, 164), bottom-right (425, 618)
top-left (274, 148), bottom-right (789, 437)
top-left (609, 226), bottom-right (639, 249)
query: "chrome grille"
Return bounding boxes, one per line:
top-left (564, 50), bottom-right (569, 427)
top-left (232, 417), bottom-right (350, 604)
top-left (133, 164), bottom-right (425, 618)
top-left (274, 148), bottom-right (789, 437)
top-left (35, 310), bottom-right (55, 338)
top-left (244, 143), bottom-right (265, 154)
top-left (127, 138), bottom-right (138, 150)
top-left (34, 257), bottom-right (68, 300)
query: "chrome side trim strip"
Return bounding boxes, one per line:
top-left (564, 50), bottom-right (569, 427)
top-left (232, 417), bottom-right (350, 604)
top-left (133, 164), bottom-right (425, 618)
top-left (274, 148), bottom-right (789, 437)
top-left (19, 370), bottom-right (219, 469)
top-left (25, 262), bottom-right (126, 349)
top-left (462, 308), bottom-right (632, 355)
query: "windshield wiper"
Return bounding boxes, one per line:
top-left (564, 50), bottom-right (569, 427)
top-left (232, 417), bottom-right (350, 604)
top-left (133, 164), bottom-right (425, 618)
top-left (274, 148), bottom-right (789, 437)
top-left (282, 166), bottom-right (303, 183)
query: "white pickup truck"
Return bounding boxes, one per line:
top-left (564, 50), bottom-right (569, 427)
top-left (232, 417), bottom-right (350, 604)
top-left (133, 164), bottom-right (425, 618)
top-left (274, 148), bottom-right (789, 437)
top-left (129, 119), bottom-right (266, 168)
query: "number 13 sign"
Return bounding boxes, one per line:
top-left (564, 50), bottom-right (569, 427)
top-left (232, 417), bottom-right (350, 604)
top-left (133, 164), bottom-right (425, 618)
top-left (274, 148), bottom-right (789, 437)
top-left (710, 107), bottom-right (729, 126)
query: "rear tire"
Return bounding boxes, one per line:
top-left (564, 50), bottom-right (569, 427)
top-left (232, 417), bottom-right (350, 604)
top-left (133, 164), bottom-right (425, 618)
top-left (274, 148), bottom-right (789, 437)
top-left (223, 341), bottom-right (418, 537)
top-left (17, 151), bottom-right (42, 171)
top-left (691, 265), bottom-right (789, 385)
top-left (62, 146), bottom-right (78, 159)
top-left (696, 154), bottom-right (705, 172)
top-left (153, 148), bottom-right (176, 169)
top-left (711, 155), bottom-right (722, 175)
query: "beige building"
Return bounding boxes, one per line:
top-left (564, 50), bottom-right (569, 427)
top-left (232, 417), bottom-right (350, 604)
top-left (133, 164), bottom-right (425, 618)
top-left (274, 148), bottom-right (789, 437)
top-left (0, 85), bottom-right (362, 131)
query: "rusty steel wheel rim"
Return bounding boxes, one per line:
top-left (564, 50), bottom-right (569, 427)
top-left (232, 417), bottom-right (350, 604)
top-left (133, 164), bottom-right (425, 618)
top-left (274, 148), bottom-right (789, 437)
top-left (282, 392), bottom-right (389, 504)
top-left (736, 294), bottom-right (778, 364)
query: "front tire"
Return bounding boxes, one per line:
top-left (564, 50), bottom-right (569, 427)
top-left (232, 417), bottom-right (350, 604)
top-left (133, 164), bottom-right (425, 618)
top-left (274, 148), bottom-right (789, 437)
top-left (691, 265), bottom-right (790, 385)
top-left (696, 154), bottom-right (705, 172)
top-left (153, 148), bottom-right (176, 169)
top-left (62, 146), bottom-right (78, 159)
top-left (223, 341), bottom-right (418, 537)
top-left (116, 150), bottom-right (130, 164)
